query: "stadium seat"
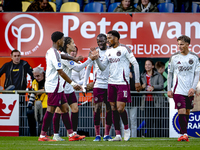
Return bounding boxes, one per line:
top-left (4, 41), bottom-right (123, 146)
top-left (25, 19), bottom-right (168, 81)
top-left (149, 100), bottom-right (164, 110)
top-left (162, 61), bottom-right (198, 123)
top-left (22, 1), bottom-right (31, 12)
top-left (192, 2), bottom-right (200, 12)
top-left (108, 2), bottom-right (120, 12)
top-left (49, 2), bottom-right (56, 12)
top-left (157, 2), bottom-right (174, 12)
top-left (60, 2), bottom-right (80, 12)
top-left (84, 2), bottom-right (104, 12)
top-left (181, 2), bottom-right (200, 12)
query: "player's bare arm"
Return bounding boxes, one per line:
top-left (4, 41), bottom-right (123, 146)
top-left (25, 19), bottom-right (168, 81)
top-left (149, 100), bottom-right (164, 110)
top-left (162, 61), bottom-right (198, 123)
top-left (61, 54), bottom-right (83, 62)
top-left (188, 88), bottom-right (195, 97)
top-left (57, 69), bottom-right (82, 91)
top-left (167, 91), bottom-right (173, 98)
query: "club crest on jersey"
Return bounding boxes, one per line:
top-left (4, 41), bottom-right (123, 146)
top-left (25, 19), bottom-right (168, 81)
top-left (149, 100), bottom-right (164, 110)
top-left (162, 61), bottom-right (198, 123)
top-left (108, 54), bottom-right (111, 57)
top-left (189, 59), bottom-right (194, 65)
top-left (70, 61), bottom-right (74, 65)
top-left (177, 61), bottom-right (181, 64)
top-left (58, 62), bottom-right (61, 67)
top-left (117, 51), bottom-right (121, 56)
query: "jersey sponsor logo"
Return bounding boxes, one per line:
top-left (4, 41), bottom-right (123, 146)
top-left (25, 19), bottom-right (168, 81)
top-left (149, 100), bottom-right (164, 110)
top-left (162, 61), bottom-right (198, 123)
top-left (58, 62), bottom-right (61, 67)
top-left (70, 61), bottom-right (74, 65)
top-left (178, 66), bottom-right (192, 72)
top-left (189, 59), bottom-right (194, 65)
top-left (109, 58), bottom-right (120, 63)
top-left (116, 51), bottom-right (121, 56)
top-left (172, 111), bottom-right (200, 138)
top-left (168, 64), bottom-right (170, 70)
top-left (5, 14), bottom-right (43, 56)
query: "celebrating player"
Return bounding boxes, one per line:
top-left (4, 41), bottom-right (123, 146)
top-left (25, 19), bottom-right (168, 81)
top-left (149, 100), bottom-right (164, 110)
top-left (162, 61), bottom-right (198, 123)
top-left (83, 33), bottom-right (113, 141)
top-left (167, 35), bottom-right (200, 142)
top-left (91, 30), bottom-right (141, 141)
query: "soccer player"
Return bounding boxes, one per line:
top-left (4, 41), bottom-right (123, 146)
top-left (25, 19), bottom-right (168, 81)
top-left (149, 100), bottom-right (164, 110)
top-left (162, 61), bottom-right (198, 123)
top-left (38, 31), bottom-right (85, 141)
top-left (167, 35), bottom-right (200, 142)
top-left (52, 37), bottom-right (95, 141)
top-left (91, 30), bottom-right (141, 141)
top-left (83, 33), bottom-right (113, 141)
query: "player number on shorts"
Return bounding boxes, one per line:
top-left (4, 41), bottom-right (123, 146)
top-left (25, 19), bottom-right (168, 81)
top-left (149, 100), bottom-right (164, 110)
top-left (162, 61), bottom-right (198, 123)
top-left (123, 91), bottom-right (127, 98)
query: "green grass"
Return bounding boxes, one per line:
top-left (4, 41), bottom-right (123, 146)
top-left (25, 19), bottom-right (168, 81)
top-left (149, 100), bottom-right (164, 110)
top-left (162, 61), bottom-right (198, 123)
top-left (0, 137), bottom-right (199, 150)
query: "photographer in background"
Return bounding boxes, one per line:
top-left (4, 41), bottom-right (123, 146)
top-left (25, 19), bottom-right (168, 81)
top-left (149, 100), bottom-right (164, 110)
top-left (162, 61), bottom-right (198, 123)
top-left (27, 65), bottom-right (48, 136)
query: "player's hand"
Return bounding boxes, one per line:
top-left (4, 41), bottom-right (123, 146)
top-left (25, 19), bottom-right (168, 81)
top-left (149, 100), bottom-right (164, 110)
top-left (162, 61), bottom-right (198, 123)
top-left (135, 83), bottom-right (141, 92)
top-left (70, 81), bottom-right (82, 91)
top-left (147, 86), bottom-right (154, 91)
top-left (74, 56), bottom-right (84, 62)
top-left (86, 82), bottom-right (94, 91)
top-left (89, 50), bottom-right (99, 60)
top-left (167, 91), bottom-right (173, 98)
top-left (188, 88), bottom-right (195, 97)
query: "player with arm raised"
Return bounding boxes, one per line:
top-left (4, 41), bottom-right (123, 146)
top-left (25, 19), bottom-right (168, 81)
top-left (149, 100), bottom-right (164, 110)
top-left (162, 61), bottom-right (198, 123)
top-left (83, 34), bottom-right (113, 141)
top-left (167, 35), bottom-right (200, 142)
top-left (52, 37), bottom-right (96, 141)
top-left (91, 30), bottom-right (141, 141)
top-left (38, 31), bottom-right (84, 141)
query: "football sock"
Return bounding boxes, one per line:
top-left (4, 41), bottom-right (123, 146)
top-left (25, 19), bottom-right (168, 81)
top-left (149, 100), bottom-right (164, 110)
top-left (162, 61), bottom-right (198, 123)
top-left (104, 110), bottom-right (112, 135)
top-left (61, 112), bottom-right (73, 134)
top-left (41, 111), bottom-right (53, 135)
top-left (94, 112), bottom-right (100, 136)
top-left (95, 125), bottom-right (100, 136)
top-left (112, 110), bottom-right (121, 135)
top-left (179, 114), bottom-right (187, 134)
top-left (119, 109), bottom-right (129, 130)
top-left (53, 113), bottom-right (61, 134)
top-left (71, 112), bottom-right (79, 131)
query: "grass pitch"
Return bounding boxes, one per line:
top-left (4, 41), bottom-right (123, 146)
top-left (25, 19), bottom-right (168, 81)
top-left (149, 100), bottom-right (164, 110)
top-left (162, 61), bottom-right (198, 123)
top-left (0, 137), bottom-right (199, 150)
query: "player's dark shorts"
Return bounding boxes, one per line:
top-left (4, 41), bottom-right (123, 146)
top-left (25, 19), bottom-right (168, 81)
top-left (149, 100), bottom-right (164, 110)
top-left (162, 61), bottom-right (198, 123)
top-left (65, 92), bottom-right (77, 105)
top-left (173, 94), bottom-right (194, 109)
top-left (108, 84), bottom-right (131, 103)
top-left (93, 88), bottom-right (107, 104)
top-left (48, 91), bottom-right (68, 107)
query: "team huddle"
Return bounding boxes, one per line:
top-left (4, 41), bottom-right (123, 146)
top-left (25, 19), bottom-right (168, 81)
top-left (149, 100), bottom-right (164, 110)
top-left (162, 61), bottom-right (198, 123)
top-left (38, 30), bottom-right (199, 142)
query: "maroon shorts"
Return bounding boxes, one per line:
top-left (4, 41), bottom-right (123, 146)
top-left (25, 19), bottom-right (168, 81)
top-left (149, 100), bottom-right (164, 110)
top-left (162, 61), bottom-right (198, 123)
top-left (65, 92), bottom-right (77, 105)
top-left (48, 91), bottom-right (68, 107)
top-left (173, 94), bottom-right (194, 109)
top-left (108, 84), bottom-right (131, 103)
top-left (93, 88), bottom-right (108, 104)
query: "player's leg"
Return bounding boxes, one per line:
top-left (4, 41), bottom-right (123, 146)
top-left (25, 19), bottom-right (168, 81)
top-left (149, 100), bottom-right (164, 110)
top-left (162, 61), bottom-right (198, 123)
top-left (93, 102), bottom-right (102, 141)
top-left (93, 88), bottom-right (108, 141)
top-left (116, 84), bottom-right (131, 141)
top-left (60, 92), bottom-right (85, 141)
top-left (52, 107), bottom-right (65, 141)
top-left (38, 105), bottom-right (56, 141)
top-left (67, 92), bottom-right (80, 134)
top-left (174, 94), bottom-right (189, 141)
top-left (103, 100), bottom-right (112, 141)
top-left (107, 84), bottom-right (122, 141)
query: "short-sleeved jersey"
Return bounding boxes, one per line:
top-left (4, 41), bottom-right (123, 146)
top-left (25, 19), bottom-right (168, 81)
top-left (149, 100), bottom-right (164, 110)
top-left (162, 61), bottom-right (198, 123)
top-left (88, 47), bottom-right (109, 89)
top-left (45, 47), bottom-right (63, 93)
top-left (60, 52), bottom-right (75, 94)
top-left (101, 44), bottom-right (137, 85)
top-left (168, 51), bottom-right (200, 96)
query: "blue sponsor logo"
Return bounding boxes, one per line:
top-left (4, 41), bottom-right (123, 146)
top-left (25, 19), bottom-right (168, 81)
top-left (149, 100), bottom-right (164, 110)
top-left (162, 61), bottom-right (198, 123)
top-left (168, 65), bottom-right (170, 70)
top-left (172, 111), bottom-right (200, 138)
top-left (58, 62), bottom-right (61, 67)
top-left (70, 61), bottom-right (74, 65)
